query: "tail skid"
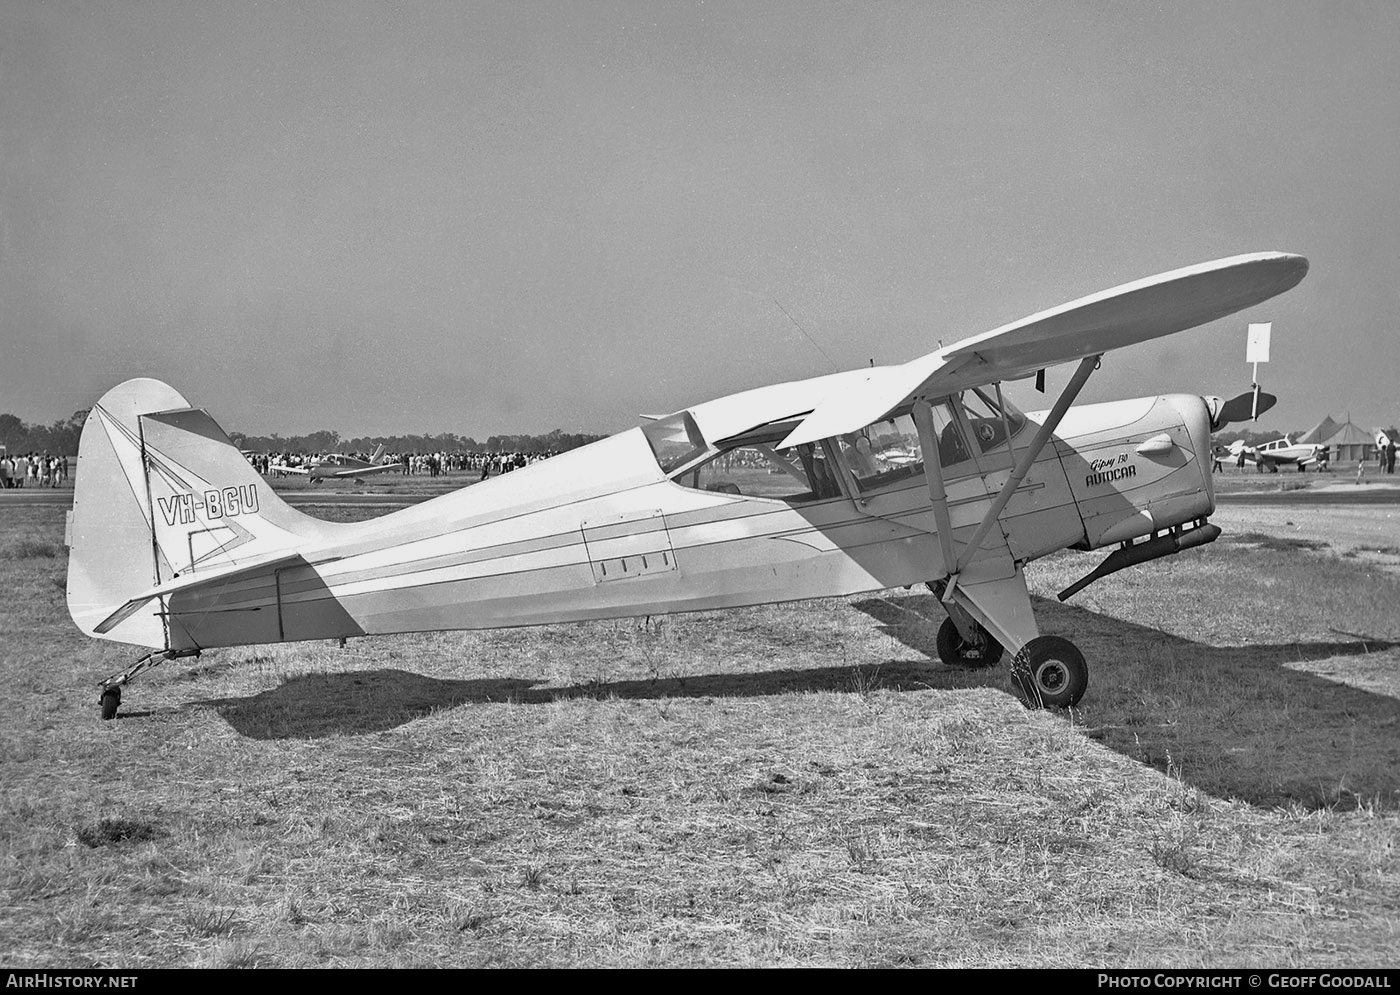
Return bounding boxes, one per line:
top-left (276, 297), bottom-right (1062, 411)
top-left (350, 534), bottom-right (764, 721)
top-left (67, 379), bottom-right (344, 649)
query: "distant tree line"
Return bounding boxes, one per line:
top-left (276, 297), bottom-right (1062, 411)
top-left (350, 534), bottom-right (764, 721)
top-left (0, 410), bottom-right (607, 457)
top-left (0, 410), bottom-right (89, 456)
top-left (227, 426), bottom-right (607, 455)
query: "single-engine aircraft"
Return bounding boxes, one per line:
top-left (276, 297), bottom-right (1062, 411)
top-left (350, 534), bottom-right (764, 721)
top-left (1223, 436), bottom-right (1324, 472)
top-left (274, 445), bottom-right (397, 483)
top-left (66, 252), bottom-right (1309, 720)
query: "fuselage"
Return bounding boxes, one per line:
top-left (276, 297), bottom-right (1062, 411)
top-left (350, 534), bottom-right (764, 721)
top-left (154, 390), bottom-right (1215, 651)
top-left (1257, 438), bottom-right (1321, 463)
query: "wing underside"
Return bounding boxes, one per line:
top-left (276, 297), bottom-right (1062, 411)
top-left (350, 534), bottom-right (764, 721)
top-left (780, 252), bottom-right (1308, 448)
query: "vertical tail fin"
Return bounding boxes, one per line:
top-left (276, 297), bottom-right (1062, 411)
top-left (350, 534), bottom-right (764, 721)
top-left (67, 379), bottom-right (343, 647)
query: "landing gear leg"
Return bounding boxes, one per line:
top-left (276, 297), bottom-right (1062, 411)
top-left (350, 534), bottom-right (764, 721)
top-left (1010, 635), bottom-right (1088, 709)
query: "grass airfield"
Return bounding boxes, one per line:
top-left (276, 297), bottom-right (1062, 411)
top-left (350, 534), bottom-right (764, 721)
top-left (2, 469), bottom-right (1398, 967)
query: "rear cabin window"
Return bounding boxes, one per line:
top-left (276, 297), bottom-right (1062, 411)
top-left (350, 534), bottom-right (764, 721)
top-left (675, 440), bottom-right (841, 502)
top-left (641, 411), bottom-right (708, 474)
top-left (643, 413), bottom-right (841, 503)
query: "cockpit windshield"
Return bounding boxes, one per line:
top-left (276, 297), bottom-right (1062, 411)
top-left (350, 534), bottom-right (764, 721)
top-left (961, 387), bottom-right (1027, 454)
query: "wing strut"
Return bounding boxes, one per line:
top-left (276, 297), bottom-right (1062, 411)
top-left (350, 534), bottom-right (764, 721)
top-left (910, 400), bottom-right (958, 574)
top-left (952, 354), bottom-right (1100, 578)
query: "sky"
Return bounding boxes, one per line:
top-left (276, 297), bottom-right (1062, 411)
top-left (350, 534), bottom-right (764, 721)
top-left (2, 1), bottom-right (1397, 440)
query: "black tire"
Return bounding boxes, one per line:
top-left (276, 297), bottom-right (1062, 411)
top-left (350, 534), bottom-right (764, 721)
top-left (99, 687), bottom-right (121, 721)
top-left (1010, 635), bottom-right (1088, 708)
top-left (936, 616), bottom-right (1004, 668)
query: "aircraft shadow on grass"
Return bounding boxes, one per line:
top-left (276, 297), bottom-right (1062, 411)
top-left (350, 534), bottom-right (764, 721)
top-left (195, 593), bottom-right (1400, 811)
top-left (194, 658), bottom-right (944, 740)
top-left (858, 593), bottom-right (1400, 811)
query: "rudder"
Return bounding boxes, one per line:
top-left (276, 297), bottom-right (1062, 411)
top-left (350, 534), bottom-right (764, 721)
top-left (66, 379), bottom-right (341, 648)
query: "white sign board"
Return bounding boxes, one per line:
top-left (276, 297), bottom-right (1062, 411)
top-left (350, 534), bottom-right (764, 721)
top-left (1246, 322), bottom-right (1271, 364)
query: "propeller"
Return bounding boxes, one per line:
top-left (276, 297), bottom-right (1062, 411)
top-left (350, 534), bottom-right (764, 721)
top-left (1206, 390), bottom-right (1276, 431)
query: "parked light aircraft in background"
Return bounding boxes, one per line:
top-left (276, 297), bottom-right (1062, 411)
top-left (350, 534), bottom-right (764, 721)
top-left (66, 252), bottom-right (1308, 719)
top-left (273, 445), bottom-right (397, 483)
top-left (1224, 436), bottom-right (1324, 472)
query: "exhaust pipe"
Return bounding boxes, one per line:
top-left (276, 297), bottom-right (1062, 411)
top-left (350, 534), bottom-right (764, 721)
top-left (1058, 522), bottom-right (1221, 602)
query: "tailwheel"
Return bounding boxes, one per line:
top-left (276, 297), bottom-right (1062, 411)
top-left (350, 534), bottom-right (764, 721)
top-left (1010, 635), bottom-right (1087, 708)
top-left (936, 617), bottom-right (1004, 668)
top-left (99, 686), bottom-right (122, 721)
top-left (94, 647), bottom-right (197, 722)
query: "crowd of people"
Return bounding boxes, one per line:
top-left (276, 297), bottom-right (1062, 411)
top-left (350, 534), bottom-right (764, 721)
top-left (259, 449), bottom-right (561, 479)
top-left (0, 452), bottom-right (68, 488)
top-left (391, 450), bottom-right (561, 478)
top-left (0, 445), bottom-right (567, 491)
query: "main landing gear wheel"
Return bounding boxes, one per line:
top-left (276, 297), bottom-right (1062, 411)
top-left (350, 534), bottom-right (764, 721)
top-left (99, 686), bottom-right (122, 721)
top-left (936, 617), bottom-right (1004, 668)
top-left (1010, 635), bottom-right (1088, 709)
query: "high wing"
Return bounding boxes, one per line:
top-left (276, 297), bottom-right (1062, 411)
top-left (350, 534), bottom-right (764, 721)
top-left (780, 252), bottom-right (1308, 449)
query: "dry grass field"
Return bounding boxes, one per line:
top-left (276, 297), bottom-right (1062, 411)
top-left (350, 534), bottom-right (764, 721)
top-left (2, 481), bottom-right (1398, 968)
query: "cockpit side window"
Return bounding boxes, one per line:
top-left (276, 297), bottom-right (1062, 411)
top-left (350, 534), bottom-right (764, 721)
top-left (840, 401), bottom-right (976, 492)
top-left (839, 413), bottom-right (924, 491)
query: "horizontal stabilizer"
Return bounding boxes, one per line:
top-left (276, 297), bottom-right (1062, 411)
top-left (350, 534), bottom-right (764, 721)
top-left (94, 551), bottom-right (309, 635)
